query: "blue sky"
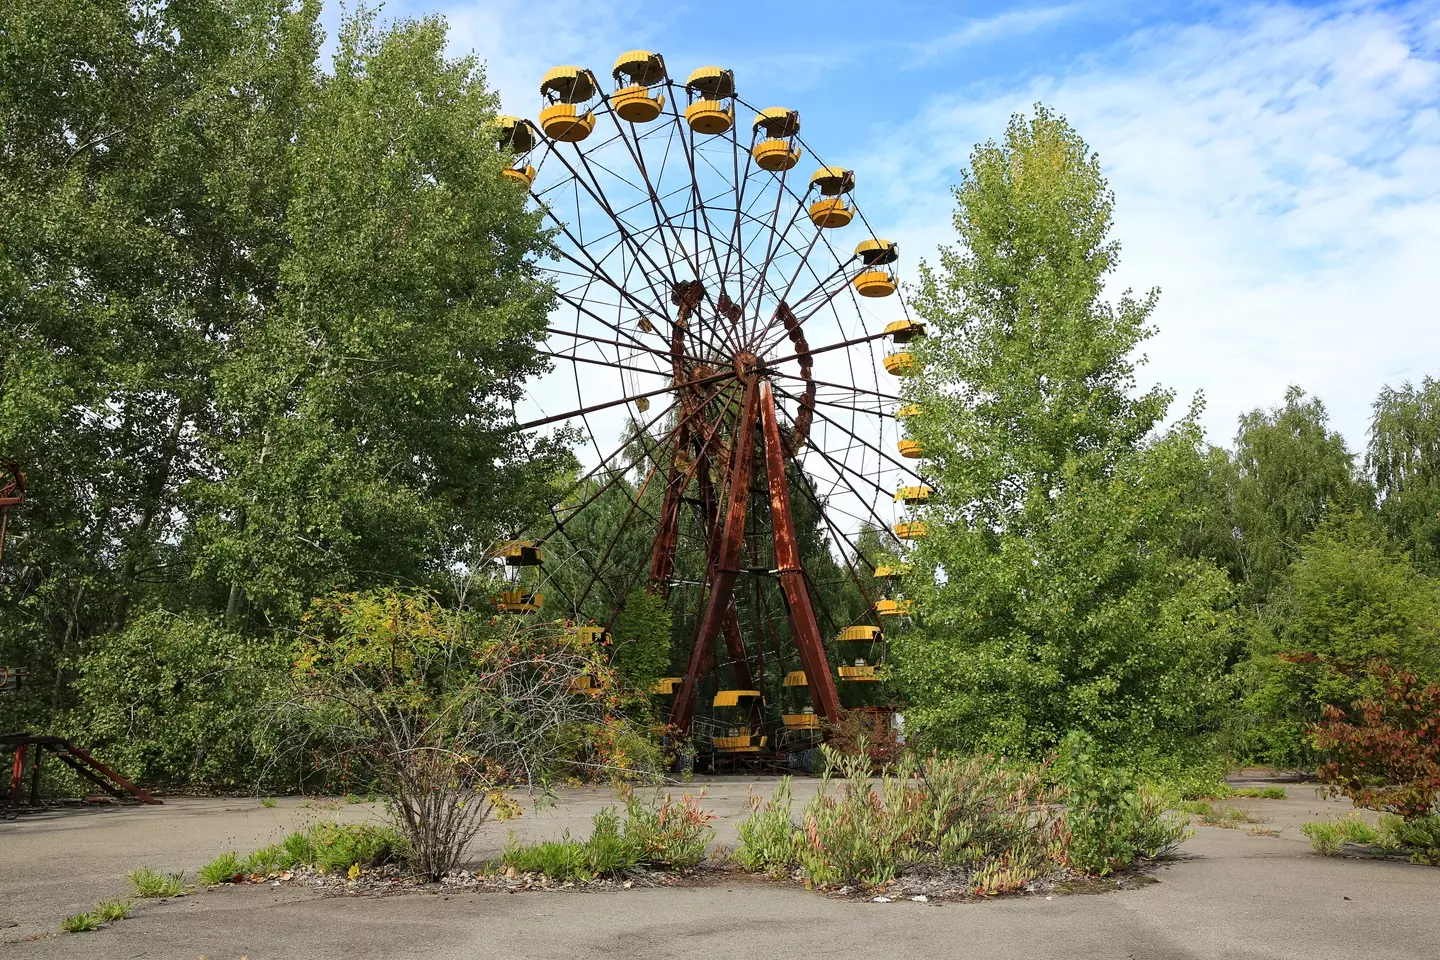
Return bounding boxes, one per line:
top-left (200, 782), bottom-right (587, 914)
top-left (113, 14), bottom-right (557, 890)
top-left (327, 0), bottom-right (1440, 454)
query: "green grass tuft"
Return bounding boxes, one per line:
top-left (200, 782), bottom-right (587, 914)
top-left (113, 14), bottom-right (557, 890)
top-left (60, 912), bottom-right (100, 933)
top-left (198, 851), bottom-right (243, 885)
top-left (93, 900), bottom-right (131, 922)
top-left (127, 866), bottom-right (186, 898)
top-left (260, 796), bottom-right (278, 809)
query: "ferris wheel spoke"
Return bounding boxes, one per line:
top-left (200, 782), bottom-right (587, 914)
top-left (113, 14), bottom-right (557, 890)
top-left (512, 370), bottom-right (732, 432)
top-left (775, 381), bottom-right (927, 484)
top-left (543, 324), bottom-right (673, 360)
top-left (540, 211), bottom-right (675, 350)
top-left (770, 370), bottom-right (901, 403)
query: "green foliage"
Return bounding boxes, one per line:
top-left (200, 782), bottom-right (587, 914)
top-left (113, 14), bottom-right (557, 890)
top-left (899, 106), bottom-right (1234, 763)
top-left (1244, 513), bottom-right (1440, 767)
top-left (306, 822), bottom-right (403, 874)
top-left (241, 844), bottom-right (286, 876)
top-left (609, 589), bottom-right (673, 696)
top-left (260, 797), bottom-right (278, 809)
top-left (67, 611), bottom-right (286, 786)
top-left (1378, 814), bottom-right (1440, 865)
top-left (1302, 818), bottom-right (1378, 856)
top-left (93, 900), bottom-right (131, 923)
top-left (1056, 734), bottom-right (1189, 875)
top-left (280, 831), bottom-right (316, 870)
top-left (740, 747), bottom-right (1067, 892)
top-left (1369, 379), bottom-right (1440, 569)
top-left (198, 851), bottom-right (244, 885)
top-left (1184, 802), bottom-right (1261, 828)
top-left (0, 0), bottom-right (563, 757)
top-left (733, 779), bottom-right (802, 877)
top-left (127, 867), bottom-right (185, 898)
top-left (500, 792), bottom-right (715, 880)
top-left (60, 912), bottom-right (100, 933)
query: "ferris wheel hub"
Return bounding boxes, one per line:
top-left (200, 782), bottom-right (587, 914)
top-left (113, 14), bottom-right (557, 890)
top-left (731, 351), bottom-right (764, 380)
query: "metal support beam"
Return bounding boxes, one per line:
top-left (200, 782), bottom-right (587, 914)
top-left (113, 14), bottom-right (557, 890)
top-left (758, 379), bottom-right (843, 721)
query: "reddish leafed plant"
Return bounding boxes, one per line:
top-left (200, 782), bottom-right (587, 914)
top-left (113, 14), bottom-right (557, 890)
top-left (1310, 662), bottom-right (1440, 820)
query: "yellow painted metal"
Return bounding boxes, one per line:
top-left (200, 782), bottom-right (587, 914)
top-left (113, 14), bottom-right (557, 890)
top-left (713, 689), bottom-right (762, 708)
top-left (782, 713), bottom-right (822, 730)
top-left (612, 50), bottom-right (667, 86)
top-left (652, 676), bottom-right (682, 695)
top-left (838, 664), bottom-right (880, 681)
top-left (897, 438), bottom-right (924, 458)
top-left (895, 484), bottom-right (933, 504)
top-left (539, 103), bottom-right (596, 142)
top-left (613, 85), bottom-right (666, 123)
top-left (496, 541), bottom-right (544, 565)
top-left (782, 670), bottom-right (808, 687)
top-left (752, 138), bottom-right (801, 171)
top-left (837, 625), bottom-right (882, 642)
top-left (752, 107), bottom-right (800, 137)
top-left (569, 675), bottom-right (597, 692)
top-left (685, 100), bottom-right (734, 134)
top-left (495, 590), bottom-right (544, 613)
top-left (873, 563), bottom-right (913, 578)
top-left (501, 164), bottom-right (536, 187)
top-left (875, 598), bottom-right (914, 617)
top-left (895, 520), bottom-right (930, 539)
top-left (637, 315), bottom-right (655, 333)
top-left (895, 403), bottom-right (922, 419)
top-left (685, 66), bottom-right (735, 98)
top-left (571, 625), bottom-right (611, 645)
top-left (808, 197), bottom-right (853, 228)
top-left (883, 351), bottom-right (916, 375)
top-left (540, 65), bottom-right (598, 103)
top-left (855, 270), bottom-right (896, 297)
top-left (496, 116), bottom-right (537, 153)
top-left (713, 728), bottom-right (761, 750)
top-left (854, 238), bottom-right (899, 264)
top-left (809, 166), bottom-right (855, 195)
top-left (885, 318), bottom-right (926, 343)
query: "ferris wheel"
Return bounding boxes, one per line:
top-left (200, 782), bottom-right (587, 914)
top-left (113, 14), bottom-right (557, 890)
top-left (495, 51), bottom-right (933, 753)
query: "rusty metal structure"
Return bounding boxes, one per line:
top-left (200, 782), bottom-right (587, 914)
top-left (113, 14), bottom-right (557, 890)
top-left (497, 54), bottom-right (930, 761)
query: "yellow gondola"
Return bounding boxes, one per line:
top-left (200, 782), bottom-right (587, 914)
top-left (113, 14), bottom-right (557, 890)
top-left (873, 563), bottom-right (912, 578)
top-left (895, 485), bottom-right (932, 504)
top-left (652, 677), bottom-right (682, 695)
top-left (569, 675), bottom-right (598, 693)
top-left (854, 270), bottom-right (896, 297)
top-left (874, 599), bottom-right (914, 617)
top-left (836, 625), bottom-right (882, 643)
top-left (895, 403), bottom-right (922, 419)
top-left (496, 541), bottom-right (544, 565)
top-left (496, 115), bottom-right (538, 154)
top-left (612, 50), bottom-right (667, 123)
top-left (894, 521), bottom-right (929, 540)
top-left (807, 166), bottom-right (854, 227)
top-left (885, 318), bottom-right (926, 343)
top-left (495, 590), bottom-right (544, 613)
top-left (782, 670), bottom-right (808, 687)
top-left (501, 164), bottom-right (536, 187)
top-left (897, 438), bottom-right (924, 458)
top-left (838, 663), bottom-right (880, 682)
top-left (883, 352), bottom-right (916, 375)
top-left (854, 238), bottom-right (899, 265)
top-left (713, 689), bottom-right (762, 708)
top-left (570, 624), bottom-right (611, 645)
top-left (714, 730), bottom-right (768, 752)
top-left (684, 66), bottom-right (735, 134)
top-left (782, 712), bottom-right (822, 730)
top-left (752, 108), bottom-right (802, 171)
top-left (540, 65), bottom-right (598, 141)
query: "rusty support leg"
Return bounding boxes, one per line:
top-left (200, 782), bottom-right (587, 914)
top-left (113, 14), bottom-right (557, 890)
top-left (670, 378), bottom-right (760, 734)
top-left (10, 743), bottom-right (25, 811)
top-left (758, 379), bottom-right (843, 721)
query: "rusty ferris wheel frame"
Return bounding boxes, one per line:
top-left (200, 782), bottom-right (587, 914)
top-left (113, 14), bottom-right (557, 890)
top-left (498, 52), bottom-right (932, 752)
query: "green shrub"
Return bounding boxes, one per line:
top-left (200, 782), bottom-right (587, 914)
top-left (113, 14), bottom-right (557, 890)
top-left (1379, 814), bottom-right (1440, 865)
top-left (198, 851), bottom-right (243, 885)
top-left (93, 900), bottom-right (131, 923)
top-left (1057, 733), bottom-right (1190, 876)
top-left (1230, 786), bottom-right (1287, 799)
top-left (280, 830), bottom-right (315, 868)
top-left (1302, 818), bottom-right (1378, 856)
top-left (241, 844), bottom-right (285, 876)
top-left (60, 912), bottom-right (99, 933)
top-left (260, 797), bottom-right (278, 809)
top-left (127, 867), bottom-right (185, 898)
top-left (621, 791), bottom-right (714, 870)
top-left (500, 793), bottom-right (715, 881)
top-left (306, 822), bottom-right (402, 874)
top-left (734, 779), bottom-right (802, 877)
top-left (503, 837), bottom-right (593, 880)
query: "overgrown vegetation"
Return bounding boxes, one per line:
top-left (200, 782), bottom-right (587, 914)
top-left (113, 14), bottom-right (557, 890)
top-left (127, 868), bottom-right (186, 899)
top-left (499, 791), bottom-right (715, 881)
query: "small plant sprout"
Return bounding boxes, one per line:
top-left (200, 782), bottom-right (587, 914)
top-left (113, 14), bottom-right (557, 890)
top-left (94, 900), bottom-right (132, 922)
top-left (60, 913), bottom-right (100, 933)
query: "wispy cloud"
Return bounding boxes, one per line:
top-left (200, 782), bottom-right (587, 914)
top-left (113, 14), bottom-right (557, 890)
top-left (914, 3), bottom-right (1088, 63)
top-left (865, 1), bottom-right (1440, 450)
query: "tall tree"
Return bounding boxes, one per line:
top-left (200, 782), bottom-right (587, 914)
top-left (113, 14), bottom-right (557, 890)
top-left (1369, 378), bottom-right (1440, 570)
top-left (894, 107), bottom-right (1234, 764)
top-left (0, 1), bottom-right (563, 731)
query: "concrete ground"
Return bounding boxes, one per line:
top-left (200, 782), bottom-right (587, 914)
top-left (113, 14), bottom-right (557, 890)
top-left (2, 776), bottom-right (1437, 959)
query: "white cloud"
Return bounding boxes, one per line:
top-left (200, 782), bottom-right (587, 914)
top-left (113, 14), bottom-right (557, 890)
top-left (861, 1), bottom-right (1440, 452)
top-left (914, 3), bottom-right (1088, 63)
